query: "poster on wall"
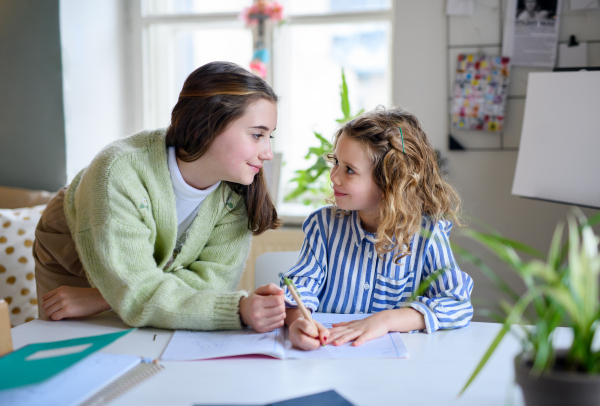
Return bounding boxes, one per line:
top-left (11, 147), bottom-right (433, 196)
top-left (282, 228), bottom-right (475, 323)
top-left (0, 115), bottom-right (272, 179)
top-left (502, 0), bottom-right (562, 67)
top-left (451, 54), bottom-right (511, 132)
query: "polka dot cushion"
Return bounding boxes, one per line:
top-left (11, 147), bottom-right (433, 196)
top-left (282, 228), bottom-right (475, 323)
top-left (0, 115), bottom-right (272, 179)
top-left (0, 204), bottom-right (45, 327)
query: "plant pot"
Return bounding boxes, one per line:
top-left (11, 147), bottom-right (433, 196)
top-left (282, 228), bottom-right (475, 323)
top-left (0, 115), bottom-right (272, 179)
top-left (515, 352), bottom-right (600, 406)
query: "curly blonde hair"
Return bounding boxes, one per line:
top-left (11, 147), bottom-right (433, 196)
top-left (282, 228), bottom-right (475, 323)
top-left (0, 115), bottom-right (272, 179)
top-left (327, 106), bottom-right (462, 264)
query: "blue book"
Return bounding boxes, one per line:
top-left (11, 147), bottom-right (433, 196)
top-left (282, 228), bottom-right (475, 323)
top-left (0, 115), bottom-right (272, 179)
top-left (198, 389), bottom-right (355, 406)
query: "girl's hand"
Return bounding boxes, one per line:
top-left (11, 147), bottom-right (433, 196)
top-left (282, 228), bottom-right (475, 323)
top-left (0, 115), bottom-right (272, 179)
top-left (328, 312), bottom-right (391, 347)
top-left (42, 287), bottom-right (112, 320)
top-left (288, 318), bottom-right (330, 351)
top-left (239, 284), bottom-right (286, 333)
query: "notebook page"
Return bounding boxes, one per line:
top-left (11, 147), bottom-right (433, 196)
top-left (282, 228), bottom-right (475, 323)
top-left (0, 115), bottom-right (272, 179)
top-left (161, 326), bottom-right (286, 361)
top-left (283, 313), bottom-right (409, 359)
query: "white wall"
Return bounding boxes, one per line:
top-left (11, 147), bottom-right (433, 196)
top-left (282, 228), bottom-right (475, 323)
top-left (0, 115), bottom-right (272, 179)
top-left (60, 0), bottom-right (134, 181)
top-left (393, 0), bottom-right (600, 318)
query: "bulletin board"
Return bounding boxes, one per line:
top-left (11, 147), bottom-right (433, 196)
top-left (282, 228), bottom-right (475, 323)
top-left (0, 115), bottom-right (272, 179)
top-left (446, 0), bottom-right (600, 152)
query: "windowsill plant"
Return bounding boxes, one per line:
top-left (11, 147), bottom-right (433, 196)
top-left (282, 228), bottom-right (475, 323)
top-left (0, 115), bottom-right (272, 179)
top-left (284, 69), bottom-right (363, 207)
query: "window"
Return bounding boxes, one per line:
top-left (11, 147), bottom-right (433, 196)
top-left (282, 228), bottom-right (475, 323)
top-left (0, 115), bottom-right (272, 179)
top-left (138, 0), bottom-right (253, 129)
top-left (273, 3), bottom-right (392, 217)
top-left (133, 0), bottom-right (393, 220)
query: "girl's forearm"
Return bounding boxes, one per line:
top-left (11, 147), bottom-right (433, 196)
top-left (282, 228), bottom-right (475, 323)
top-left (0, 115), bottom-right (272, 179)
top-left (381, 307), bottom-right (426, 332)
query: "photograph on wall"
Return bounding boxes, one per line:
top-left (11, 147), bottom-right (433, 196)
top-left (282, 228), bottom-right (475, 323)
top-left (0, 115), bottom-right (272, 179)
top-left (503, 0), bottom-right (562, 67)
top-left (451, 54), bottom-right (511, 132)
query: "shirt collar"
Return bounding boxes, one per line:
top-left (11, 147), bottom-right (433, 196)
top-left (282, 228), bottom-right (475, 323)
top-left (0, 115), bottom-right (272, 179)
top-left (168, 146), bottom-right (220, 201)
top-left (350, 210), bottom-right (403, 262)
top-left (351, 210), bottom-right (373, 247)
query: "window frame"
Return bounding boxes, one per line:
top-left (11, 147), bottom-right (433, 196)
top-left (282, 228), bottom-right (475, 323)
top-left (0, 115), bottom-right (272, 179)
top-left (127, 0), bottom-right (395, 224)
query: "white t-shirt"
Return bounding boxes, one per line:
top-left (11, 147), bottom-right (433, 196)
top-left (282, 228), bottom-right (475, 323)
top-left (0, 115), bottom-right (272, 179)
top-left (167, 147), bottom-right (220, 252)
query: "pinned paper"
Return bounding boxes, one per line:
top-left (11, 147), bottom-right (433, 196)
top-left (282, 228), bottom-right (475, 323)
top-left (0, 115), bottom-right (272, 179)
top-left (451, 54), bottom-right (511, 132)
top-left (0, 329), bottom-right (134, 390)
top-left (558, 41), bottom-right (588, 67)
top-left (447, 0), bottom-right (475, 16)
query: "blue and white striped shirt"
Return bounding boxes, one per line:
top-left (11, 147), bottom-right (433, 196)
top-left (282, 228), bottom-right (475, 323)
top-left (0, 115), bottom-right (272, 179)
top-left (280, 207), bottom-right (473, 333)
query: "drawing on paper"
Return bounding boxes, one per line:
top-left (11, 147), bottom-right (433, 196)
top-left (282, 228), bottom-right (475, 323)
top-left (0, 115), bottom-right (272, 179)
top-left (451, 54), bottom-right (511, 132)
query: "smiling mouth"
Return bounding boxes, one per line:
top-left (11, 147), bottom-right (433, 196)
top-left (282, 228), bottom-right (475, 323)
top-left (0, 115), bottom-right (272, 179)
top-left (333, 190), bottom-right (348, 197)
top-left (248, 164), bottom-right (262, 173)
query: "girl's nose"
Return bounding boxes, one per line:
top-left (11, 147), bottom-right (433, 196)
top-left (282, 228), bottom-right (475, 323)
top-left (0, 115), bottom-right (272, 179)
top-left (330, 167), bottom-right (341, 185)
top-left (259, 140), bottom-right (274, 161)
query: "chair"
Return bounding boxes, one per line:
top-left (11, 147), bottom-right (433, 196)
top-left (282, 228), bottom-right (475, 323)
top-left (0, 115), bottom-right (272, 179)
top-left (254, 251), bottom-right (300, 289)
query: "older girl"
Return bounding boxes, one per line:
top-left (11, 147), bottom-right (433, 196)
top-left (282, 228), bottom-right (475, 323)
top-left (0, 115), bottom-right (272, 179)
top-left (34, 61), bottom-right (286, 333)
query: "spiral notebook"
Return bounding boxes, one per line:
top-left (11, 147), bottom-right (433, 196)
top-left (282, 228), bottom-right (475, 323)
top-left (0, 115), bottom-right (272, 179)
top-left (0, 352), bottom-right (163, 406)
top-left (0, 329), bottom-right (163, 406)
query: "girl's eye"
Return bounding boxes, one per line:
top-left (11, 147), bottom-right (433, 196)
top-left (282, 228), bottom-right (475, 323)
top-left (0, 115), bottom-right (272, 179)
top-left (252, 133), bottom-right (263, 139)
top-left (346, 167), bottom-right (355, 174)
top-left (333, 158), bottom-right (339, 166)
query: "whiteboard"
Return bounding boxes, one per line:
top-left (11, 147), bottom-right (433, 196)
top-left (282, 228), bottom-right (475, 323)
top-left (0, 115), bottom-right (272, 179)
top-left (512, 71), bottom-right (600, 209)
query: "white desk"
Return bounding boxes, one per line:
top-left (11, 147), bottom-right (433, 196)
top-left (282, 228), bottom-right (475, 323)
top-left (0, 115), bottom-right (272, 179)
top-left (10, 313), bottom-right (573, 406)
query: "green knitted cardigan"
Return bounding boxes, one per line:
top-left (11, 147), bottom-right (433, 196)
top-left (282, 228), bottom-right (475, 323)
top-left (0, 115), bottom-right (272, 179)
top-left (64, 128), bottom-right (252, 330)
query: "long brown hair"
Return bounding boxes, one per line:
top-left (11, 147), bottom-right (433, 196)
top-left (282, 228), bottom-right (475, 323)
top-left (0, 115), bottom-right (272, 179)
top-left (328, 106), bottom-right (462, 263)
top-left (166, 61), bottom-right (281, 235)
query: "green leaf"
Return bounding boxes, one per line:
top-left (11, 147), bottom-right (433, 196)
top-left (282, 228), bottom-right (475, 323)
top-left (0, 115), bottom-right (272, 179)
top-left (460, 229), bottom-right (523, 270)
top-left (314, 131), bottom-right (332, 147)
top-left (493, 236), bottom-right (545, 259)
top-left (475, 308), bottom-right (506, 324)
top-left (340, 68), bottom-right (350, 119)
top-left (409, 267), bottom-right (451, 300)
top-left (452, 242), bottom-right (520, 302)
top-left (547, 223), bottom-right (565, 270)
top-left (458, 289), bottom-right (540, 397)
top-left (583, 210), bottom-right (600, 228)
top-left (542, 286), bottom-right (580, 327)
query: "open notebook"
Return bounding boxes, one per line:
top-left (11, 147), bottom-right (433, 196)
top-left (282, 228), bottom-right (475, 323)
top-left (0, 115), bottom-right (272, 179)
top-left (161, 313), bottom-right (409, 361)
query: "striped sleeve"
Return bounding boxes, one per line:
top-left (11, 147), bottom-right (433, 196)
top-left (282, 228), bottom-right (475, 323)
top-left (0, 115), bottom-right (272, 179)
top-left (405, 220), bottom-right (474, 334)
top-left (280, 210), bottom-right (328, 312)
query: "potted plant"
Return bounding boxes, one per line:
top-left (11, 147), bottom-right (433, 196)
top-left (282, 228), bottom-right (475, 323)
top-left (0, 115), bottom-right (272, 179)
top-left (455, 210), bottom-right (600, 405)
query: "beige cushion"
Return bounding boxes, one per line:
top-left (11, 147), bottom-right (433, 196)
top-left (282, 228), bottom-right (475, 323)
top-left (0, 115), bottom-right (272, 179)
top-left (0, 185), bottom-right (56, 209)
top-left (0, 205), bottom-right (46, 326)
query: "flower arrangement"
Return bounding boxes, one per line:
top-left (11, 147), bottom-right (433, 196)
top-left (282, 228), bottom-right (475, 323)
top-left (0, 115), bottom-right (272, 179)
top-left (241, 1), bottom-right (283, 26)
top-left (240, 1), bottom-right (284, 78)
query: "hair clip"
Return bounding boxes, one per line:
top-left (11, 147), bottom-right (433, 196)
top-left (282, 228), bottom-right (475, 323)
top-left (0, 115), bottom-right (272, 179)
top-left (399, 127), bottom-right (405, 154)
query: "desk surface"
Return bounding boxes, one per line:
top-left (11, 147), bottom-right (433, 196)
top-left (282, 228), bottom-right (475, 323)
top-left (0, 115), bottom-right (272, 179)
top-left (10, 313), bottom-right (574, 406)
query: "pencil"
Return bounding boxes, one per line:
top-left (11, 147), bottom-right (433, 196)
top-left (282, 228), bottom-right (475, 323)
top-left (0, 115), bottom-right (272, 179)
top-left (283, 277), bottom-right (325, 347)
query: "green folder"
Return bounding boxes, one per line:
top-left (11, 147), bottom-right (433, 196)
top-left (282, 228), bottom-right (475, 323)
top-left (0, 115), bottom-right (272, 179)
top-left (0, 329), bottom-right (135, 390)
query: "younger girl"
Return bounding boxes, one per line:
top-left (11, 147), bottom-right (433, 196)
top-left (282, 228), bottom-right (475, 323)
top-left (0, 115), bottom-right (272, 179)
top-left (34, 61), bottom-right (286, 333)
top-left (282, 107), bottom-right (473, 350)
